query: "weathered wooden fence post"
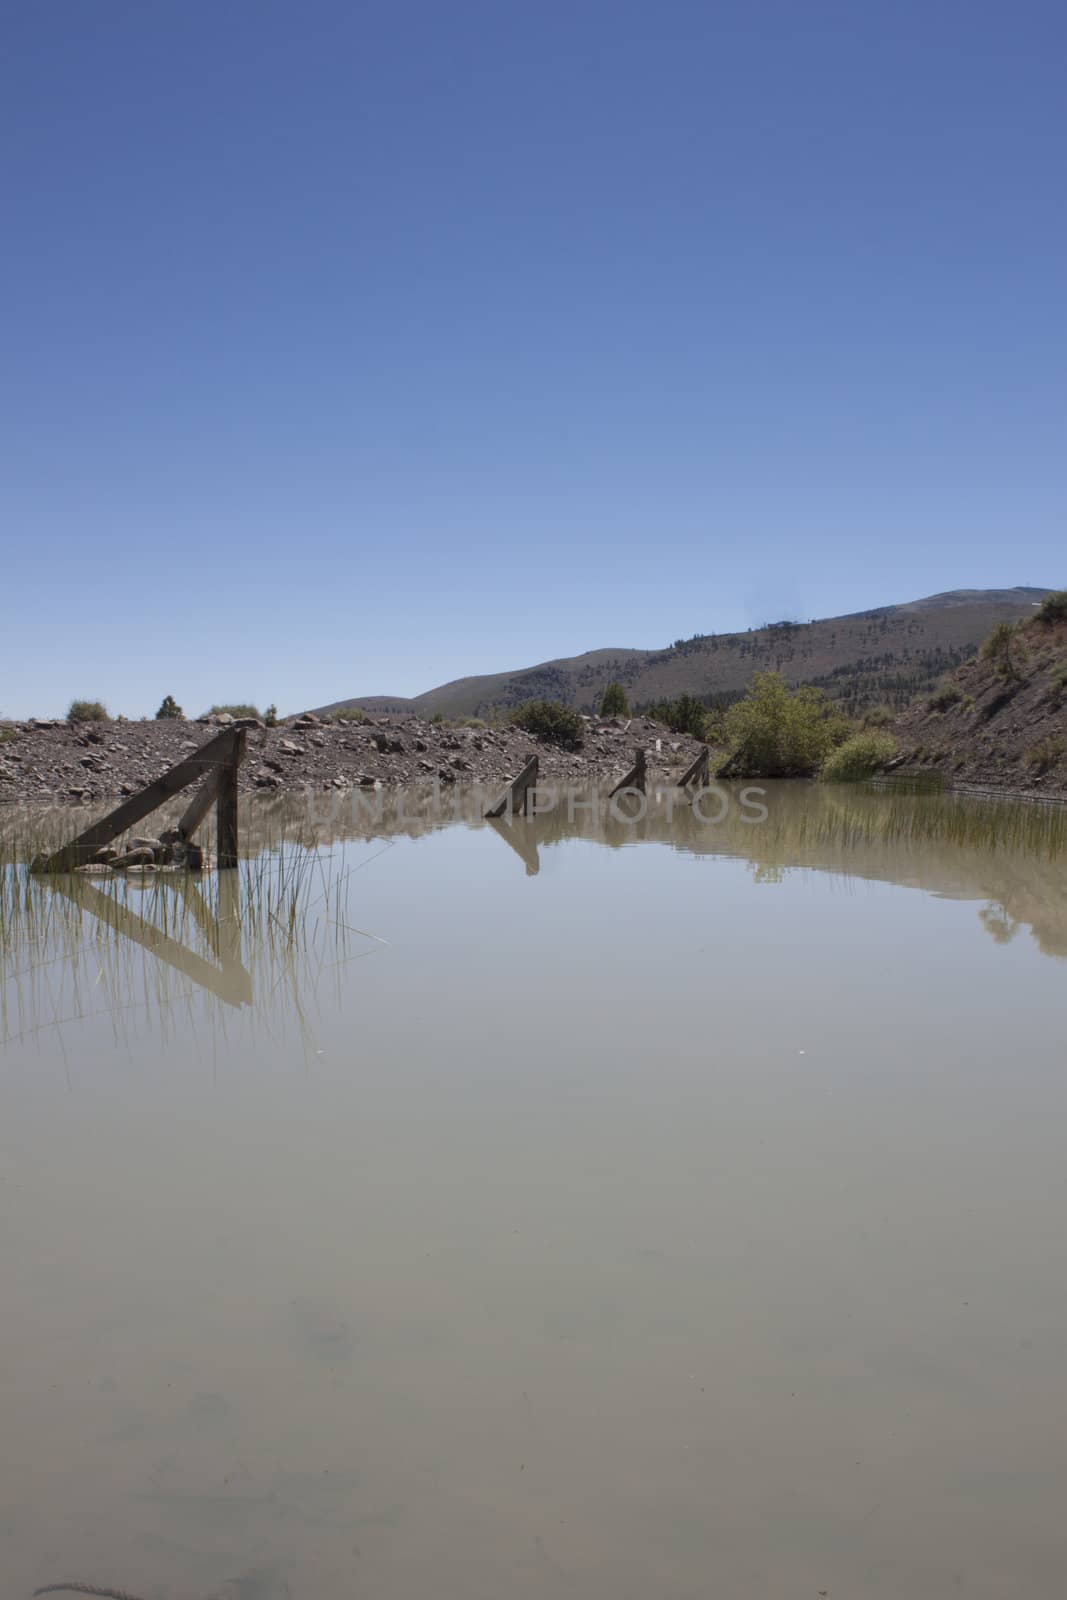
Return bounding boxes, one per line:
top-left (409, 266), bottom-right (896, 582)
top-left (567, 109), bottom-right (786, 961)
top-left (609, 747), bottom-right (647, 799)
top-left (484, 754), bottom-right (539, 819)
top-left (215, 729), bottom-right (245, 869)
top-left (677, 746), bottom-right (710, 789)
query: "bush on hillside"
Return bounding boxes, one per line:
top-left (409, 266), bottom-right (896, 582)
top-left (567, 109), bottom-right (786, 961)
top-left (333, 706), bottom-right (365, 723)
top-left (820, 731), bottom-right (898, 783)
top-left (599, 681), bottom-right (631, 718)
top-left (509, 699), bottom-right (585, 750)
top-left (981, 622), bottom-right (1027, 683)
top-left (928, 682), bottom-right (963, 712)
top-left (67, 699), bottom-right (108, 723)
top-left (1035, 591), bottom-right (1067, 627)
top-left (717, 672), bottom-right (852, 778)
top-left (155, 694), bottom-right (183, 720)
top-left (646, 691), bottom-right (709, 738)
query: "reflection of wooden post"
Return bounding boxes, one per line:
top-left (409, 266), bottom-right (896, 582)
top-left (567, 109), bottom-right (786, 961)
top-left (216, 729), bottom-right (244, 869)
top-left (677, 746), bottom-right (710, 788)
top-left (609, 747), bottom-right (647, 798)
top-left (484, 755), bottom-right (539, 819)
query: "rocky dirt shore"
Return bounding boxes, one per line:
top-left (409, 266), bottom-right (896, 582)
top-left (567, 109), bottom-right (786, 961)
top-left (0, 712), bottom-right (707, 809)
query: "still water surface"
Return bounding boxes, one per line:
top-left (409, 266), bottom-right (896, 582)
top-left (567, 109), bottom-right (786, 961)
top-left (2, 784), bottom-right (1066, 1599)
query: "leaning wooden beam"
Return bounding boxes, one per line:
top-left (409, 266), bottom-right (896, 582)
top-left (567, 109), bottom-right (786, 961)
top-left (177, 769), bottom-right (220, 841)
top-left (31, 727), bottom-right (244, 873)
top-left (609, 747), bottom-right (647, 799)
top-left (677, 746), bottom-right (710, 788)
top-left (484, 755), bottom-right (539, 819)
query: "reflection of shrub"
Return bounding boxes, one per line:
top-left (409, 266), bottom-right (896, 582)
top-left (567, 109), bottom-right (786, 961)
top-left (820, 731), bottom-right (898, 783)
top-left (1035, 591), bottom-right (1067, 626)
top-left (67, 699), bottom-right (108, 722)
top-left (928, 683), bottom-right (963, 711)
top-left (509, 700), bottom-right (585, 750)
top-left (600, 682), bottom-right (631, 717)
top-left (1027, 736), bottom-right (1066, 776)
top-left (717, 673), bottom-right (852, 778)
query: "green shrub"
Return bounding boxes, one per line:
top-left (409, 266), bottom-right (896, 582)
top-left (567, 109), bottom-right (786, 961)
top-left (717, 672), bottom-right (852, 778)
top-left (67, 699), bottom-right (108, 723)
top-left (1035, 591), bottom-right (1067, 627)
top-left (209, 703), bottom-right (261, 720)
top-left (820, 731), bottom-right (898, 783)
top-left (1027, 736), bottom-right (1066, 776)
top-left (862, 704), bottom-right (895, 728)
top-left (333, 706), bottom-right (366, 723)
top-left (928, 682), bottom-right (963, 711)
top-left (509, 699), bottom-right (585, 750)
top-left (430, 712), bottom-right (446, 725)
top-left (981, 621), bottom-right (1027, 682)
top-left (647, 691), bottom-right (709, 737)
top-left (0, 728), bottom-right (18, 744)
top-left (600, 681), bottom-right (631, 718)
top-left (155, 694), bottom-right (183, 720)
top-left (264, 703), bottom-right (279, 727)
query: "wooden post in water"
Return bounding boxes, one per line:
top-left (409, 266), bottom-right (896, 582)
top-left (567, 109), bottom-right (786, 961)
top-left (677, 746), bottom-right (710, 789)
top-left (484, 755), bottom-right (539, 819)
top-left (609, 747), bottom-right (647, 799)
top-left (215, 729), bottom-right (245, 869)
top-left (31, 727), bottom-right (247, 873)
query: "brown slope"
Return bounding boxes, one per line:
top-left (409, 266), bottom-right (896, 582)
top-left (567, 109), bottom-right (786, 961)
top-left (890, 609), bottom-right (1067, 797)
top-left (315, 587), bottom-right (1050, 720)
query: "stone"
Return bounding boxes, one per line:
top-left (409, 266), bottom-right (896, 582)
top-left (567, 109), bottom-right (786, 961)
top-left (111, 846), bottom-right (156, 868)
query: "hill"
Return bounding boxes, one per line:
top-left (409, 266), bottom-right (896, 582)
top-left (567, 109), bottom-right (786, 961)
top-left (890, 596), bottom-right (1067, 794)
top-left (315, 588), bottom-right (1050, 721)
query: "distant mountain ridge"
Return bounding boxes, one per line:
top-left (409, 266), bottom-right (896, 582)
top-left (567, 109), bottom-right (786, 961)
top-left (314, 588), bottom-right (1051, 721)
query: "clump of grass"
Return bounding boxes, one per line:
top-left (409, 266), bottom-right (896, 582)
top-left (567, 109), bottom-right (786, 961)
top-left (928, 682), bottom-right (963, 711)
top-left (458, 716), bottom-right (487, 729)
top-left (820, 730), bottom-right (898, 782)
top-left (981, 621), bottom-right (1028, 683)
top-left (1047, 668), bottom-right (1067, 711)
top-left (1028, 736), bottom-right (1066, 777)
top-left (1035, 591), bottom-right (1067, 627)
top-left (67, 699), bottom-right (108, 722)
top-left (0, 728), bottom-right (18, 744)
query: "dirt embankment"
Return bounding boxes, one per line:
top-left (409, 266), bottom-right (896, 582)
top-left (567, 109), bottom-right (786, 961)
top-left (890, 617), bottom-right (1067, 798)
top-left (0, 713), bottom-right (706, 809)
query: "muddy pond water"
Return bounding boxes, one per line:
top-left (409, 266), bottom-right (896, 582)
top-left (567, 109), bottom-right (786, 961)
top-left (2, 782), bottom-right (1066, 1600)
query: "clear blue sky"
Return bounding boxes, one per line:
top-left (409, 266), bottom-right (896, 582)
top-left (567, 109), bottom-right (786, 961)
top-left (2, 0), bottom-right (1063, 718)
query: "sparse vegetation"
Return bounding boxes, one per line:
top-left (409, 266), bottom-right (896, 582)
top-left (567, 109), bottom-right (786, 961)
top-left (1035, 591), bottom-right (1067, 627)
top-left (862, 704), bottom-right (895, 728)
top-left (928, 682), bottom-right (963, 711)
top-left (509, 699), bottom-right (585, 750)
top-left (155, 694), bottom-right (183, 720)
top-left (67, 699), bottom-right (108, 723)
top-left (458, 716), bottom-right (487, 728)
top-left (716, 672), bottom-right (852, 778)
top-left (264, 704), bottom-right (279, 727)
top-left (1027, 736), bottom-right (1066, 776)
top-left (981, 621), bottom-right (1028, 683)
top-left (1047, 669), bottom-right (1067, 712)
top-left (333, 706), bottom-right (366, 723)
top-left (600, 681), bottom-right (631, 718)
top-left (820, 731), bottom-right (898, 783)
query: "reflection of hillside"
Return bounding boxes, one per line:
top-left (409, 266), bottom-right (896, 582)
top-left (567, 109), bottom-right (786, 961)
top-left (6, 779), bottom-right (1067, 964)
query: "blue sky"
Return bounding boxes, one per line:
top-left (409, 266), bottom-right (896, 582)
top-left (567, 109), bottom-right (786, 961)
top-left (2, 0), bottom-right (1063, 718)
